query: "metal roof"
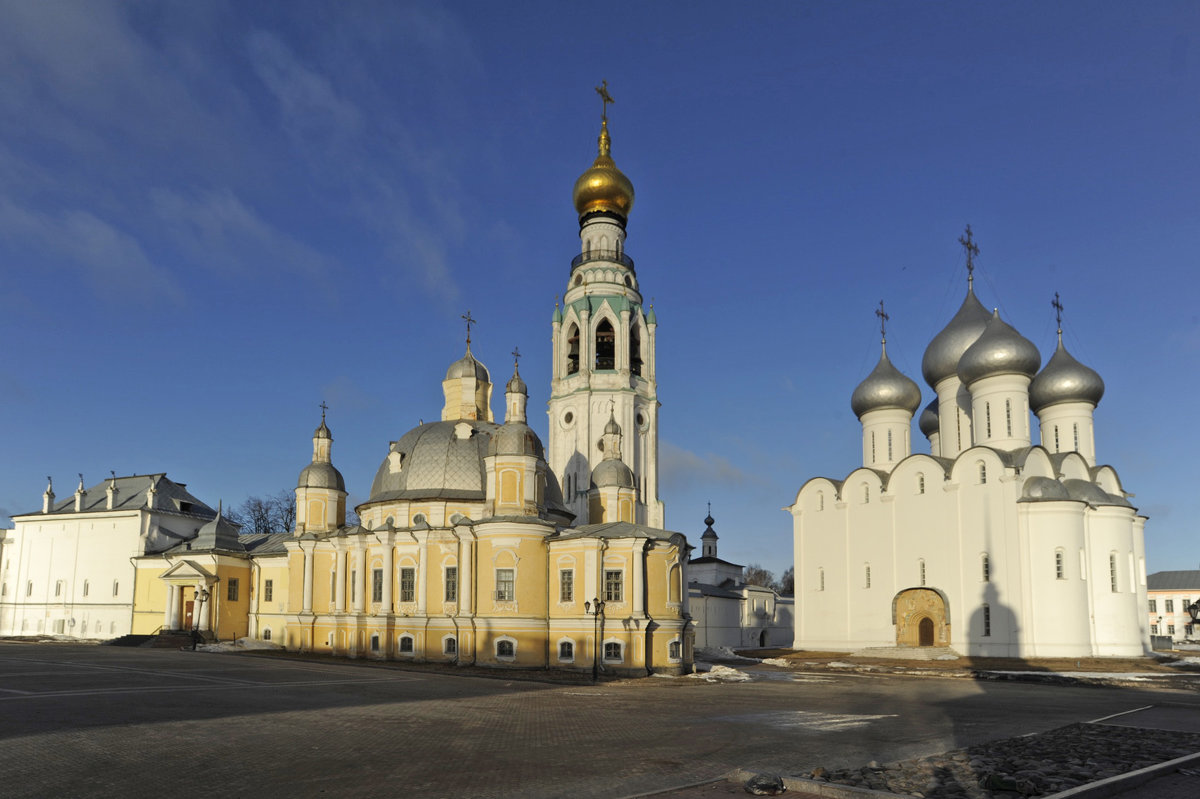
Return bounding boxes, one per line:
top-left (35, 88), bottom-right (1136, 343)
top-left (1147, 571), bottom-right (1200, 591)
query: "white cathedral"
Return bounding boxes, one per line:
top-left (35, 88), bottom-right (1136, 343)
top-left (789, 232), bottom-right (1149, 658)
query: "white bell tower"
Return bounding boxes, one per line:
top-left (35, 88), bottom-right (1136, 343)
top-left (548, 85), bottom-right (663, 528)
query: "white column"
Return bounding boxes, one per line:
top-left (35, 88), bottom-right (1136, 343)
top-left (335, 547), bottom-right (347, 613)
top-left (163, 584), bottom-right (177, 629)
top-left (302, 544), bottom-right (314, 613)
top-left (417, 535), bottom-right (428, 614)
top-left (381, 536), bottom-right (394, 613)
top-left (461, 536), bottom-right (474, 615)
top-left (631, 543), bottom-right (645, 619)
top-left (353, 543), bottom-right (366, 613)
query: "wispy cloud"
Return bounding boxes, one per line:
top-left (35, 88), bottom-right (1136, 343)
top-left (150, 187), bottom-right (331, 279)
top-left (659, 440), bottom-right (761, 493)
top-left (0, 197), bottom-right (182, 302)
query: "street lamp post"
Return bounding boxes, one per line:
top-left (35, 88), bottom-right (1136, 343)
top-left (1187, 603), bottom-right (1200, 638)
top-left (584, 597), bottom-right (605, 683)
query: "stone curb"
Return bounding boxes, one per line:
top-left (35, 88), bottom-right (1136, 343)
top-left (1045, 750), bottom-right (1200, 798)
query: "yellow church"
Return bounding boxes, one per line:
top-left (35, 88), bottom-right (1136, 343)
top-left (119, 101), bottom-right (695, 676)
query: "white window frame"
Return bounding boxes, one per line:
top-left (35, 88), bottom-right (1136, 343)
top-left (602, 638), bottom-right (624, 663)
top-left (667, 639), bottom-right (682, 661)
top-left (397, 634), bottom-right (415, 655)
top-left (495, 568), bottom-right (515, 601)
top-left (495, 636), bottom-right (517, 661)
top-left (556, 638), bottom-right (575, 663)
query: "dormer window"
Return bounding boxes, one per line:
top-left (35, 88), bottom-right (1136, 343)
top-left (566, 324), bottom-right (580, 375)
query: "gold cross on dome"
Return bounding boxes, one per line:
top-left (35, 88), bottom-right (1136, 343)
top-left (595, 80), bottom-right (614, 121)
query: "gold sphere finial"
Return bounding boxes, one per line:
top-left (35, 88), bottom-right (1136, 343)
top-left (572, 86), bottom-right (634, 223)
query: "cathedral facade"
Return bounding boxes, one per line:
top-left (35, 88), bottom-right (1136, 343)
top-left (789, 240), bottom-right (1149, 658)
top-left (121, 108), bottom-right (693, 676)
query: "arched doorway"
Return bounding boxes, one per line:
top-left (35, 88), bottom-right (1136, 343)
top-left (759, 630), bottom-right (767, 647)
top-left (893, 588), bottom-right (950, 648)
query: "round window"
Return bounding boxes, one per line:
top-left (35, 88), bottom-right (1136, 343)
top-left (636, 412), bottom-right (646, 428)
top-left (574, 274), bottom-right (583, 286)
top-left (564, 411), bottom-right (574, 425)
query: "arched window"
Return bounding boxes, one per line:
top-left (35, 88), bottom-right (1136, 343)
top-left (630, 323), bottom-right (643, 376)
top-left (981, 554), bottom-right (990, 582)
top-left (83, 580), bottom-right (89, 597)
top-left (818, 568), bottom-right (825, 592)
top-left (1073, 423), bottom-right (1080, 452)
top-left (558, 640), bottom-right (574, 661)
top-left (864, 564), bottom-right (872, 589)
top-left (978, 462), bottom-right (987, 484)
top-left (1005, 399), bottom-right (1013, 437)
top-left (816, 491), bottom-right (824, 511)
top-left (917, 474), bottom-right (925, 495)
top-left (668, 640), bottom-right (682, 660)
top-left (445, 637), bottom-right (457, 655)
top-left (594, 319), bottom-right (615, 370)
top-left (985, 402), bottom-right (992, 438)
top-left (497, 639), bottom-right (515, 659)
top-left (1109, 553), bottom-right (1118, 592)
top-left (370, 634), bottom-right (380, 652)
top-left (565, 324), bottom-right (580, 375)
top-left (1053, 425), bottom-right (1060, 452)
top-left (982, 604), bottom-right (991, 636)
top-left (887, 429), bottom-right (893, 461)
top-left (1055, 549), bottom-right (1065, 580)
top-left (603, 641), bottom-right (623, 661)
top-left (262, 628), bottom-right (272, 641)
top-left (862, 484), bottom-right (869, 503)
top-left (668, 564), bottom-right (682, 603)
top-left (919, 559), bottom-right (927, 586)
top-left (399, 635), bottom-right (414, 653)
top-left (871, 431), bottom-right (876, 462)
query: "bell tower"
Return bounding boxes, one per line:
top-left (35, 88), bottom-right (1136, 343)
top-left (548, 84), bottom-right (663, 527)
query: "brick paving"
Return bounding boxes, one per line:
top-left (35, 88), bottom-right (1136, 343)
top-left (3, 643), bottom-right (1199, 798)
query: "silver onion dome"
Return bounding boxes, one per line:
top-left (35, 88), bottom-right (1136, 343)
top-left (445, 348), bottom-right (490, 382)
top-left (921, 286), bottom-right (990, 388)
top-left (918, 399), bottom-right (939, 438)
top-left (850, 344), bottom-right (922, 419)
top-left (297, 461), bottom-right (346, 491)
top-left (488, 422), bottom-right (544, 458)
top-left (592, 458), bottom-right (635, 489)
top-left (957, 309), bottom-right (1041, 385)
top-left (1029, 334), bottom-right (1104, 412)
top-left (506, 371), bottom-right (527, 395)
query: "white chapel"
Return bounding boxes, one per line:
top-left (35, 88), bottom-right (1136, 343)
top-left (789, 230), bottom-right (1149, 658)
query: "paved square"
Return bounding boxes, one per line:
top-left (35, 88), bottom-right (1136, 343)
top-left (3, 644), bottom-right (1196, 798)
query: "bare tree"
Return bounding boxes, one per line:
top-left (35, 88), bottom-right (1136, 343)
top-left (271, 490), bottom-right (296, 533)
top-left (743, 563), bottom-right (776, 589)
top-left (779, 566), bottom-right (794, 596)
top-left (226, 492), bottom-right (297, 535)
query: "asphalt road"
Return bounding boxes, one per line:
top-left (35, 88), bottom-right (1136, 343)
top-left (2, 643), bottom-right (1196, 798)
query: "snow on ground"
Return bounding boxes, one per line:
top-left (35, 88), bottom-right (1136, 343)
top-left (760, 657), bottom-right (792, 667)
top-left (985, 670), bottom-right (1178, 680)
top-left (935, 653), bottom-right (960, 660)
top-left (687, 664), bottom-right (753, 682)
top-left (1169, 657), bottom-right (1200, 666)
top-left (694, 646), bottom-right (760, 663)
top-left (196, 638), bottom-right (284, 653)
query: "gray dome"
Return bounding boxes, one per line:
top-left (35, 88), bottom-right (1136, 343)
top-left (506, 371), bottom-right (527, 395)
top-left (1030, 335), bottom-right (1104, 412)
top-left (919, 399), bottom-right (940, 438)
top-left (298, 461), bottom-right (345, 491)
top-left (604, 414), bottom-right (622, 436)
top-left (592, 458), bottom-right (635, 489)
top-left (921, 286), bottom-right (990, 388)
top-left (314, 419), bottom-right (332, 440)
top-left (488, 422), bottom-right (544, 458)
top-left (445, 349), bottom-right (490, 382)
top-left (368, 419), bottom-right (499, 503)
top-left (957, 310), bottom-right (1041, 385)
top-left (1020, 476), bottom-right (1069, 501)
top-left (850, 344), bottom-right (922, 419)
top-left (1062, 478), bottom-right (1130, 507)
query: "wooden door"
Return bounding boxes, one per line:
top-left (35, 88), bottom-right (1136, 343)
top-left (918, 617), bottom-right (934, 647)
top-left (184, 600), bottom-right (194, 629)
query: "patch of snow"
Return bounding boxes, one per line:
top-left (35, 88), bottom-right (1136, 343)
top-left (986, 670), bottom-right (1177, 680)
top-left (693, 660), bottom-right (714, 672)
top-left (827, 661), bottom-right (856, 668)
top-left (935, 654), bottom-right (960, 660)
top-left (760, 657), bottom-right (792, 667)
top-left (1169, 657), bottom-right (1200, 666)
top-left (196, 637), bottom-right (284, 653)
top-left (694, 646), bottom-right (760, 663)
top-left (716, 710), bottom-right (897, 731)
top-left (687, 664), bottom-right (752, 682)
top-left (652, 672), bottom-right (678, 678)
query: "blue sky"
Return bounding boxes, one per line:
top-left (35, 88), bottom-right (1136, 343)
top-left (1, 2), bottom-right (1196, 577)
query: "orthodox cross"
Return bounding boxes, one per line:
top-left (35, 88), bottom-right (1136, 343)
top-left (958, 225), bottom-right (980, 286)
top-left (595, 80), bottom-right (614, 121)
top-left (875, 300), bottom-right (889, 343)
top-left (1052, 292), bottom-right (1064, 332)
top-left (319, 400), bottom-right (329, 421)
top-left (511, 346), bottom-right (521, 370)
top-left (461, 310), bottom-right (476, 347)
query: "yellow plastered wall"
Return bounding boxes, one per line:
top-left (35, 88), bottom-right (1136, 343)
top-left (255, 556), bottom-right (290, 620)
top-left (216, 561), bottom-right (251, 640)
top-left (286, 550), bottom-right (305, 613)
top-left (131, 562), bottom-right (169, 634)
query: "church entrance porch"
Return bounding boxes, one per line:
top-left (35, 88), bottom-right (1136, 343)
top-left (893, 588), bottom-right (950, 648)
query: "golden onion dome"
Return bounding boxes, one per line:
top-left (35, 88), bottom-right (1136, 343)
top-left (572, 120), bottom-right (635, 221)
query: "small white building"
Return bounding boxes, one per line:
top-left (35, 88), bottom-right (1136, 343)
top-left (1147, 571), bottom-right (1200, 643)
top-left (689, 511), bottom-right (794, 650)
top-left (789, 242), bottom-right (1148, 658)
top-left (0, 473), bottom-right (217, 639)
